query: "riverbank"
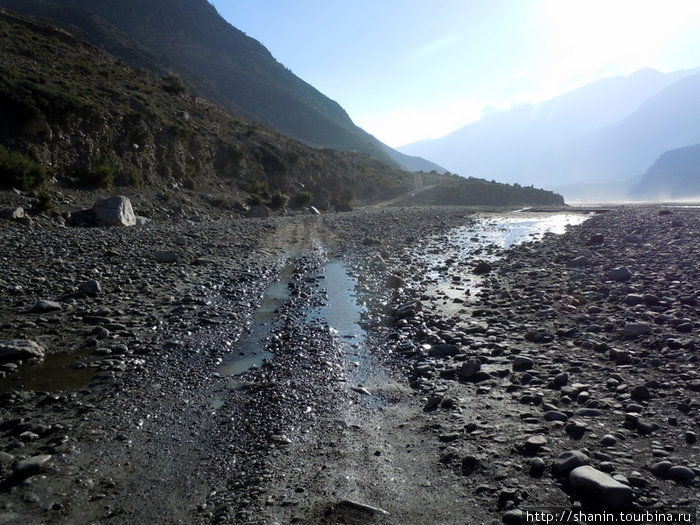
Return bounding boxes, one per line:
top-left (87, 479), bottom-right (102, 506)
top-left (0, 205), bottom-right (697, 524)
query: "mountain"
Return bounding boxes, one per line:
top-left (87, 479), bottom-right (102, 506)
top-left (0, 10), bottom-right (562, 212)
top-left (0, 0), bottom-right (442, 173)
top-left (398, 67), bottom-right (700, 197)
top-left (529, 72), bottom-right (700, 189)
top-left (629, 144), bottom-right (700, 200)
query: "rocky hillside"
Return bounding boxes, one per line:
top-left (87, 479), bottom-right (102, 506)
top-left (0, 0), bottom-right (443, 173)
top-left (0, 10), bottom-right (563, 218)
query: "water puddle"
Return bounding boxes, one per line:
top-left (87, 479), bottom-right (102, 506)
top-left (418, 211), bottom-right (590, 312)
top-left (0, 347), bottom-right (97, 394)
top-left (316, 260), bottom-right (387, 408)
top-left (216, 263), bottom-right (294, 376)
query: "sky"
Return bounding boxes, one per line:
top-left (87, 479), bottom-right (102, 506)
top-left (210, 0), bottom-right (700, 148)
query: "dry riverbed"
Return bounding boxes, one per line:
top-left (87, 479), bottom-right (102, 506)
top-left (0, 205), bottom-right (697, 524)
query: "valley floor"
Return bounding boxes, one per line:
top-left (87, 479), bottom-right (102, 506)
top-left (0, 205), bottom-right (697, 524)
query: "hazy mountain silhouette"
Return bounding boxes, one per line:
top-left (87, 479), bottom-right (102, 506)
top-left (629, 143), bottom-right (700, 200)
top-left (0, 0), bottom-right (442, 173)
top-left (399, 67), bottom-right (700, 198)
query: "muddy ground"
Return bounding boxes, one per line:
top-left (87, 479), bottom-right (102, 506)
top-left (0, 205), bottom-right (697, 524)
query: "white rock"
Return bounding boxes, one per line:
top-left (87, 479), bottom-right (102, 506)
top-left (93, 196), bottom-right (136, 226)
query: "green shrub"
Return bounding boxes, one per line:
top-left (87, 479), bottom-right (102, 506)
top-left (183, 177), bottom-right (196, 190)
top-left (90, 164), bottom-right (115, 188)
top-left (0, 145), bottom-right (48, 190)
top-left (269, 190), bottom-right (289, 210)
top-left (247, 193), bottom-right (264, 206)
top-left (34, 189), bottom-right (54, 213)
top-left (161, 73), bottom-right (187, 95)
top-left (116, 167), bottom-right (142, 187)
top-left (292, 190), bottom-right (313, 208)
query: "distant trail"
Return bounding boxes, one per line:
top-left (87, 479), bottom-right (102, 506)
top-left (368, 171), bottom-right (441, 208)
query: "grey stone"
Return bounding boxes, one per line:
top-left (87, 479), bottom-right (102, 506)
top-left (78, 279), bottom-right (102, 297)
top-left (623, 294), bottom-right (645, 306)
top-left (457, 358), bottom-right (481, 380)
top-left (608, 267), bottom-right (632, 282)
top-left (621, 323), bottom-right (652, 337)
top-left (12, 454), bottom-right (52, 481)
top-left (512, 356), bottom-right (534, 371)
top-left (552, 450), bottom-right (589, 475)
top-left (668, 465), bottom-right (695, 484)
top-left (155, 250), bottom-right (178, 263)
top-left (0, 340), bottom-right (46, 362)
top-left (29, 299), bottom-right (62, 313)
top-left (569, 465), bottom-right (633, 508)
top-left (93, 196), bottom-right (136, 226)
top-left (0, 207), bottom-right (24, 220)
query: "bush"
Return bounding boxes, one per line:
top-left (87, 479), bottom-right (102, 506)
top-left (34, 189), bottom-right (54, 213)
top-left (247, 193), bottom-right (263, 206)
top-left (269, 190), bottom-right (289, 210)
top-left (90, 164), bottom-right (115, 188)
top-left (0, 145), bottom-right (48, 190)
top-left (116, 167), bottom-right (142, 187)
top-left (161, 73), bottom-right (187, 95)
top-left (292, 190), bottom-right (313, 208)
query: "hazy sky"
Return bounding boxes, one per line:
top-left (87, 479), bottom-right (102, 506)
top-left (210, 0), bottom-right (700, 147)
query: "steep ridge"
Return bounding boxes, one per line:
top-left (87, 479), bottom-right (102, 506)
top-left (0, 0), bottom-right (442, 173)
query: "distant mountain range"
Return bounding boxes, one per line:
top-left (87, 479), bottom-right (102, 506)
top-left (630, 144), bottom-right (700, 200)
top-left (0, 0), bottom-right (443, 174)
top-left (400, 67), bottom-right (700, 201)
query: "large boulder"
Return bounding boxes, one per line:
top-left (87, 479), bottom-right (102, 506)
top-left (569, 465), bottom-right (633, 508)
top-left (0, 340), bottom-right (46, 363)
top-left (93, 196), bottom-right (136, 226)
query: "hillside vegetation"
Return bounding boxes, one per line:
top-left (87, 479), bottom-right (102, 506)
top-left (0, 10), bottom-right (563, 214)
top-left (0, 0), bottom-right (445, 173)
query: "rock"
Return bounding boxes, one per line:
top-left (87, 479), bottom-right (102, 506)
top-left (621, 323), bottom-right (652, 337)
top-left (512, 356), bottom-right (534, 371)
top-left (457, 358), bottom-right (481, 380)
top-left (668, 465), bottom-right (695, 484)
top-left (608, 267), bottom-right (632, 282)
top-left (473, 260), bottom-right (493, 275)
top-left (569, 465), bottom-right (633, 508)
top-left (12, 454), bottom-right (52, 481)
top-left (552, 450), bottom-right (589, 476)
top-left (428, 344), bottom-right (460, 357)
top-left (587, 233), bottom-right (605, 245)
top-left (544, 410), bottom-right (568, 422)
top-left (650, 461), bottom-right (672, 478)
top-left (686, 431), bottom-right (697, 444)
top-left (28, 299), bottom-right (62, 313)
top-left (568, 256), bottom-right (589, 267)
top-left (78, 279), bottom-right (102, 297)
top-left (623, 294), bottom-right (645, 306)
top-left (248, 205), bottom-right (271, 218)
top-left (502, 509), bottom-right (524, 524)
top-left (600, 434), bottom-right (617, 446)
top-left (462, 455), bottom-right (479, 475)
top-left (524, 435), bottom-right (548, 452)
top-left (93, 196), bottom-right (136, 226)
top-left (0, 207), bottom-right (24, 220)
top-left (630, 385), bottom-right (651, 402)
top-left (155, 250), bottom-right (178, 263)
top-left (0, 340), bottom-right (46, 362)
top-left (385, 274), bottom-right (404, 288)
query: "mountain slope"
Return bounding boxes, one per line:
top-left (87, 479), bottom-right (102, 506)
top-left (398, 68), bottom-right (700, 187)
top-left (629, 144), bottom-right (700, 200)
top-left (0, 0), bottom-right (442, 173)
top-left (0, 10), bottom-right (562, 212)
